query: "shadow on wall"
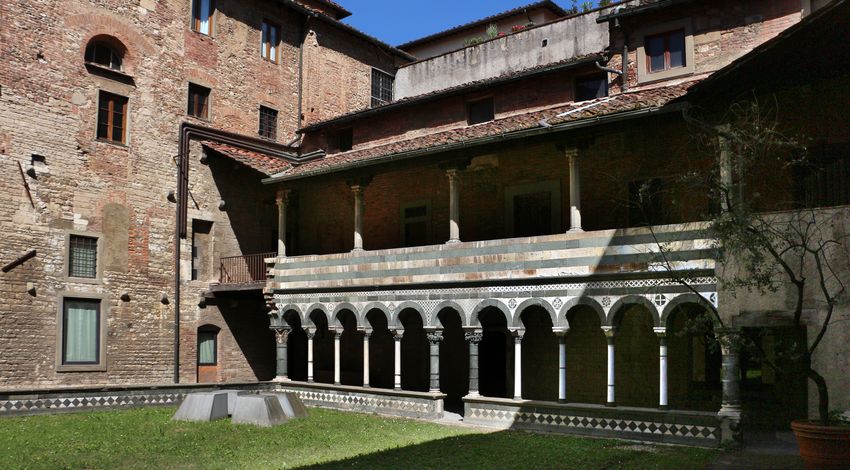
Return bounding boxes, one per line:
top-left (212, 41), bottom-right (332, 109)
top-left (216, 291), bottom-right (276, 381)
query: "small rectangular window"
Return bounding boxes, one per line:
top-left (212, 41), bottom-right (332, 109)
top-left (513, 191), bottom-right (552, 237)
top-left (401, 203), bottom-right (429, 247)
top-left (645, 29), bottom-right (686, 73)
top-left (69, 235), bottom-right (98, 278)
top-left (62, 299), bottom-right (101, 365)
top-left (575, 75), bottom-right (609, 102)
top-left (97, 92), bottom-right (128, 144)
top-left (187, 83), bottom-right (210, 119)
top-left (467, 97), bottom-right (494, 125)
top-left (192, 0), bottom-right (215, 35)
top-left (197, 330), bottom-right (217, 365)
top-left (330, 128), bottom-right (353, 152)
top-left (371, 69), bottom-right (394, 107)
top-left (261, 20), bottom-right (281, 63)
top-left (259, 106), bottom-right (278, 140)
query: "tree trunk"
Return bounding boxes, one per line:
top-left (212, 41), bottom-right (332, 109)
top-left (807, 367), bottom-right (830, 425)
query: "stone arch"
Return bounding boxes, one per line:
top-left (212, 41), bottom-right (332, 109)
top-left (471, 299), bottom-right (511, 327)
top-left (389, 301), bottom-right (425, 328)
top-left (360, 302), bottom-right (391, 326)
top-left (332, 302), bottom-right (360, 328)
top-left (513, 299), bottom-right (559, 328)
top-left (661, 293), bottom-right (720, 327)
top-left (430, 301), bottom-right (467, 327)
top-left (67, 14), bottom-right (156, 75)
top-left (560, 297), bottom-right (606, 327)
top-left (305, 304), bottom-right (329, 329)
top-left (608, 295), bottom-right (660, 327)
top-left (279, 307), bottom-right (302, 328)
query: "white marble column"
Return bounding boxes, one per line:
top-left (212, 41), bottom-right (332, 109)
top-left (603, 326), bottom-right (616, 406)
top-left (566, 148), bottom-right (583, 232)
top-left (556, 329), bottom-right (569, 402)
top-left (351, 185), bottom-right (365, 252)
top-left (275, 190), bottom-right (290, 257)
top-left (393, 330), bottom-right (403, 390)
top-left (446, 169), bottom-right (461, 244)
top-left (363, 329), bottom-right (371, 387)
top-left (306, 329), bottom-right (315, 383)
top-left (333, 329), bottom-right (342, 385)
top-left (513, 330), bottom-right (524, 400)
top-left (655, 327), bottom-right (669, 409)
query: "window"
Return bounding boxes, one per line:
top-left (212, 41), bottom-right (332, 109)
top-left (371, 68), bottom-right (394, 107)
top-left (400, 202), bottom-right (429, 247)
top-left (261, 20), bottom-right (280, 63)
top-left (191, 0), bottom-right (215, 35)
top-left (69, 235), bottom-right (98, 279)
top-left (61, 298), bottom-right (101, 365)
top-left (645, 29), bottom-right (686, 73)
top-left (575, 74), bottom-right (608, 102)
top-left (191, 220), bottom-right (212, 281)
top-left (187, 83), bottom-right (210, 119)
top-left (97, 91), bottom-right (128, 144)
top-left (259, 106), bottom-right (278, 140)
top-left (505, 181), bottom-right (561, 237)
top-left (197, 329), bottom-right (218, 366)
top-left (85, 41), bottom-right (122, 70)
top-left (794, 143), bottom-right (850, 208)
top-left (467, 97), bottom-right (494, 125)
top-left (329, 128), bottom-right (353, 152)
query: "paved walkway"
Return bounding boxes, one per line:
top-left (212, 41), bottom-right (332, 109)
top-left (706, 430), bottom-right (804, 469)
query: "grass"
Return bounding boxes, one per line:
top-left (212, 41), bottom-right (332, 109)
top-left (0, 407), bottom-right (717, 469)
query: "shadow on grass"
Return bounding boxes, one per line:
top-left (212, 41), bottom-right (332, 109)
top-left (303, 429), bottom-right (717, 470)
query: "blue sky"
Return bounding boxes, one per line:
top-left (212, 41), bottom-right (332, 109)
top-left (340, 1), bottom-right (594, 46)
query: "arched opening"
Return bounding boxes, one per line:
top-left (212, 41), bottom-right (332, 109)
top-left (613, 304), bottom-right (659, 407)
top-left (437, 308), bottom-right (467, 412)
top-left (565, 306), bottom-right (606, 404)
top-left (309, 310), bottom-right (333, 384)
top-left (84, 36), bottom-right (126, 71)
top-left (337, 309), bottom-right (363, 386)
top-left (196, 324), bottom-right (220, 383)
top-left (283, 311), bottom-right (307, 381)
top-left (365, 309), bottom-right (394, 389)
top-left (519, 306), bottom-right (557, 400)
top-left (478, 307), bottom-right (510, 398)
top-left (399, 308), bottom-right (428, 392)
top-left (666, 303), bottom-right (721, 411)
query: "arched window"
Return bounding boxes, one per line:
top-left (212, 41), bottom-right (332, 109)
top-left (85, 39), bottom-right (123, 71)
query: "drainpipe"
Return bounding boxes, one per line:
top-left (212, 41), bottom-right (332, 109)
top-left (621, 30), bottom-right (629, 92)
top-left (286, 12), bottom-right (316, 148)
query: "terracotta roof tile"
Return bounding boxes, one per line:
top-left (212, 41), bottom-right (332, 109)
top-left (270, 82), bottom-right (697, 181)
top-left (202, 141), bottom-right (292, 176)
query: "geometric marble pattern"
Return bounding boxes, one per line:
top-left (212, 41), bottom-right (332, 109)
top-left (280, 387), bottom-right (439, 418)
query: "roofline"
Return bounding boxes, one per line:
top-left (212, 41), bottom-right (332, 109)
top-left (681, 0), bottom-right (847, 98)
top-left (264, 103), bottom-right (687, 184)
top-left (274, 0), bottom-right (415, 61)
top-left (309, 0), bottom-right (352, 19)
top-left (396, 0), bottom-right (568, 50)
top-left (298, 54), bottom-right (603, 133)
top-left (596, 0), bottom-right (697, 23)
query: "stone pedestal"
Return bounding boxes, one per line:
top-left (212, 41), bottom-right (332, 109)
top-left (231, 394), bottom-right (288, 427)
top-left (172, 392), bottom-right (228, 422)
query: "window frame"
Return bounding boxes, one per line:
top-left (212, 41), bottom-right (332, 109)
top-left (64, 231), bottom-right (103, 284)
top-left (197, 328), bottom-right (219, 366)
top-left (258, 105), bottom-right (278, 140)
top-left (329, 127), bottom-right (354, 152)
top-left (370, 68), bottom-right (395, 107)
top-left (191, 0), bottom-right (216, 36)
top-left (84, 41), bottom-right (123, 71)
top-left (96, 90), bottom-right (129, 145)
top-left (261, 20), bottom-right (281, 63)
top-left (399, 200), bottom-right (431, 247)
top-left (467, 96), bottom-right (495, 125)
top-left (187, 83), bottom-right (211, 120)
top-left (504, 180), bottom-right (562, 237)
top-left (636, 19), bottom-right (694, 84)
top-left (56, 292), bottom-right (108, 372)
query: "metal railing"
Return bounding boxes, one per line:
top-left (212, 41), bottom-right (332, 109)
top-left (219, 252), bottom-right (275, 284)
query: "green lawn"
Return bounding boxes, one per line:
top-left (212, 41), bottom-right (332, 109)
top-left (0, 407), bottom-right (717, 469)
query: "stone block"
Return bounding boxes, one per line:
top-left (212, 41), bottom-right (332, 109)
top-left (217, 389), bottom-right (251, 415)
top-left (172, 392), bottom-right (228, 422)
top-left (231, 394), bottom-right (288, 427)
top-left (272, 392), bottom-right (308, 418)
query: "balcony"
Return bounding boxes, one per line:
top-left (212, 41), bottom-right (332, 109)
top-left (213, 252), bottom-right (275, 291)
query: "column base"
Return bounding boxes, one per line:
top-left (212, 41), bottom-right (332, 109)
top-left (272, 376), bottom-right (290, 383)
top-left (718, 404), bottom-right (743, 419)
top-left (605, 401), bottom-right (617, 407)
top-left (446, 239), bottom-right (461, 244)
top-left (307, 379), bottom-right (314, 383)
top-left (465, 391), bottom-right (480, 398)
top-left (334, 381), bottom-right (341, 386)
top-left (567, 227), bottom-right (584, 233)
top-left (558, 399), bottom-right (567, 404)
top-left (429, 388), bottom-right (440, 393)
top-left (513, 396), bottom-right (523, 401)
top-left (658, 404), bottom-right (669, 410)
top-left (363, 384), bottom-right (370, 388)
top-left (351, 248), bottom-right (364, 253)
top-left (394, 386), bottom-right (402, 391)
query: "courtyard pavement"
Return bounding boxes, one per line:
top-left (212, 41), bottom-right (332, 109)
top-left (706, 430), bottom-right (804, 469)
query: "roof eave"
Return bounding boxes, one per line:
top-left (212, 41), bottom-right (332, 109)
top-left (596, 0), bottom-right (697, 24)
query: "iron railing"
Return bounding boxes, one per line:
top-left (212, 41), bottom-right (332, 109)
top-left (219, 252), bottom-right (275, 284)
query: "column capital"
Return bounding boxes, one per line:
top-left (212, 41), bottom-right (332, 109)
top-left (270, 325), bottom-right (292, 344)
top-left (716, 327), bottom-right (744, 354)
top-left (346, 176), bottom-right (372, 191)
top-left (601, 326), bottom-right (617, 339)
top-left (653, 327), bottom-right (667, 338)
top-left (426, 330), bottom-right (444, 344)
top-left (464, 329), bottom-right (483, 344)
top-left (392, 329), bottom-right (404, 341)
top-left (276, 189), bottom-right (291, 206)
top-left (305, 328), bottom-right (317, 340)
top-left (361, 328), bottom-right (373, 338)
top-left (511, 329), bottom-right (525, 342)
top-left (553, 327), bottom-right (570, 338)
top-left (445, 168), bottom-right (461, 180)
top-left (333, 328), bottom-right (343, 339)
top-left (564, 147), bottom-right (579, 159)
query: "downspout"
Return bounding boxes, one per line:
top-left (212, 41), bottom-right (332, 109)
top-left (621, 29), bottom-right (629, 92)
top-left (286, 12), bottom-right (316, 148)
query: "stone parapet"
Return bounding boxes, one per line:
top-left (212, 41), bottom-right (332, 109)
top-left (277, 382), bottom-right (445, 420)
